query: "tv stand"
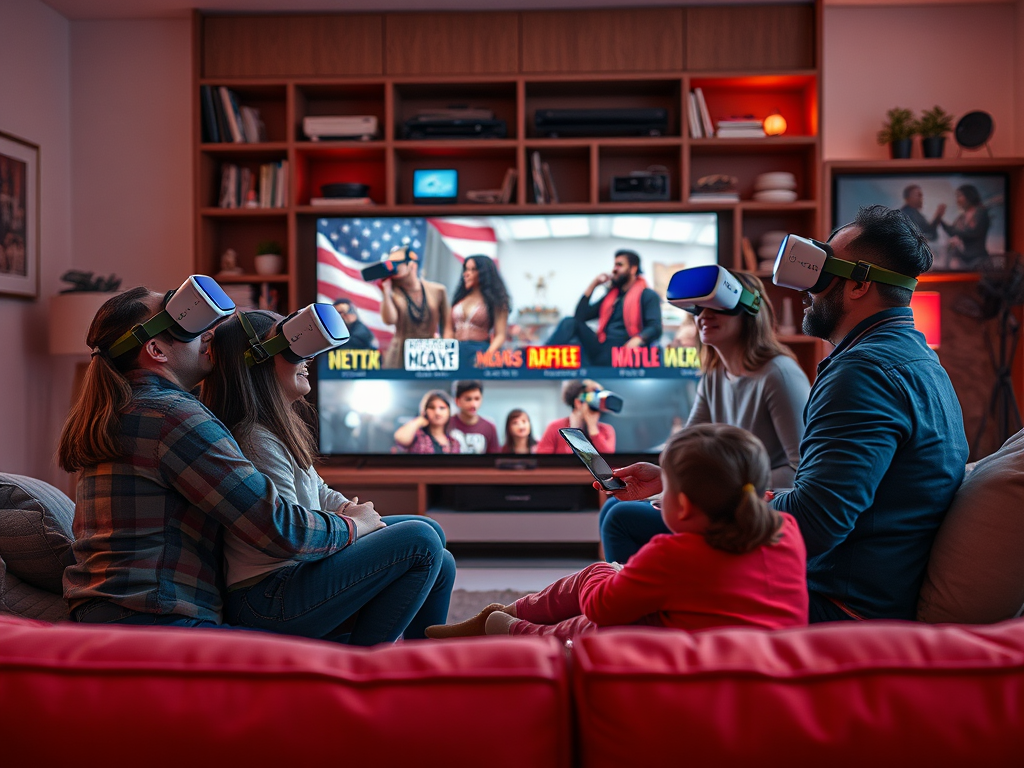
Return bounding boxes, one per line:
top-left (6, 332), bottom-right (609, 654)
top-left (318, 466), bottom-right (604, 544)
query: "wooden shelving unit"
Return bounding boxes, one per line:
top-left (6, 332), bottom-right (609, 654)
top-left (192, 4), bottom-right (823, 357)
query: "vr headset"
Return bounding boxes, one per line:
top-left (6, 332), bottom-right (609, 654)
top-left (109, 275), bottom-right (235, 358)
top-left (773, 234), bottom-right (919, 294)
top-left (240, 303), bottom-right (350, 367)
top-left (360, 246), bottom-right (418, 282)
top-left (666, 265), bottom-right (761, 316)
top-left (579, 390), bottom-right (624, 414)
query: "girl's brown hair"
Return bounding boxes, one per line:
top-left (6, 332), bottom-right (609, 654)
top-left (201, 311), bottom-right (317, 468)
top-left (660, 423), bottom-right (782, 554)
top-left (698, 272), bottom-right (795, 374)
top-left (57, 287), bottom-right (159, 472)
top-left (501, 408), bottom-right (536, 453)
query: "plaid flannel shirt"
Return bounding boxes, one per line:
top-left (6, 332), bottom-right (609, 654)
top-left (64, 370), bottom-right (353, 623)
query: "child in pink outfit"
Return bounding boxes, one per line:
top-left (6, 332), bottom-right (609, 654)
top-left (427, 423), bottom-right (808, 642)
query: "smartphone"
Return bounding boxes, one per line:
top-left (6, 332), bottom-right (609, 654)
top-left (559, 427), bottom-right (627, 491)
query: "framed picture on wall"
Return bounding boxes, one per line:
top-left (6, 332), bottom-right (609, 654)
top-left (0, 131), bottom-right (39, 298)
top-left (832, 172), bottom-right (1009, 272)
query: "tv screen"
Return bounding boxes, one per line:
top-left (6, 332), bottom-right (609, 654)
top-left (413, 169), bottom-right (458, 203)
top-left (315, 212), bottom-right (718, 460)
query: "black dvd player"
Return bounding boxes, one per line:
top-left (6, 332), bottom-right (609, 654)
top-left (403, 116), bottom-right (507, 140)
top-left (534, 108), bottom-right (669, 138)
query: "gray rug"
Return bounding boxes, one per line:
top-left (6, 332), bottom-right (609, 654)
top-left (446, 589), bottom-right (531, 624)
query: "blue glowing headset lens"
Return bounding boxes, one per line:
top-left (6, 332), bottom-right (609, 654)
top-left (313, 303), bottom-right (348, 342)
top-left (667, 265), bottom-right (720, 302)
top-left (194, 275), bottom-right (235, 311)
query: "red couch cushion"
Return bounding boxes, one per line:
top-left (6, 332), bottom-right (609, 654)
top-left (573, 621), bottom-right (1024, 767)
top-left (0, 616), bottom-right (571, 768)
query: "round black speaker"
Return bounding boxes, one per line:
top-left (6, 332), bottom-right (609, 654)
top-left (954, 111), bottom-right (994, 149)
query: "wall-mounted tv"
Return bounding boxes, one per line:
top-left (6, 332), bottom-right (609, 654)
top-left (315, 212), bottom-right (718, 463)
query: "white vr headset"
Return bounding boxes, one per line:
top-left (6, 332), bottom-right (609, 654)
top-left (773, 234), bottom-right (919, 294)
top-left (241, 303), bottom-right (351, 367)
top-left (109, 275), bottom-right (235, 358)
top-left (666, 265), bottom-right (762, 316)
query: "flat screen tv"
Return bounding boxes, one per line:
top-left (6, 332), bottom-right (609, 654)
top-left (314, 212), bottom-right (718, 465)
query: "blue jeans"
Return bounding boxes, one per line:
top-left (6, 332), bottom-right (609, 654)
top-left (72, 600), bottom-right (223, 629)
top-left (224, 516), bottom-right (455, 646)
top-left (598, 497), bottom-right (669, 563)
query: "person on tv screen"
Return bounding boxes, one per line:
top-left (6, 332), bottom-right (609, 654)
top-left (426, 424), bottom-right (807, 641)
top-left (899, 184), bottom-right (945, 241)
top-left (379, 246), bottom-right (453, 369)
top-left (202, 310), bottom-right (455, 644)
top-left (448, 380), bottom-right (500, 454)
top-left (502, 408), bottom-right (537, 454)
top-left (393, 389), bottom-right (461, 454)
top-left (599, 271), bottom-right (810, 564)
top-left (332, 297), bottom-right (378, 350)
top-left (545, 249), bottom-right (662, 367)
top-left (939, 183), bottom-right (991, 268)
top-left (450, 254), bottom-right (510, 369)
top-left (535, 379), bottom-right (616, 454)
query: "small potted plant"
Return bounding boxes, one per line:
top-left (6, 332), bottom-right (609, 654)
top-left (876, 107), bottom-right (916, 159)
top-left (918, 106), bottom-right (954, 159)
top-left (254, 239), bottom-right (283, 275)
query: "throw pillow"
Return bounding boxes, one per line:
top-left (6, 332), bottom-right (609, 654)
top-left (918, 429), bottom-right (1024, 624)
top-left (0, 473), bottom-right (75, 595)
top-left (0, 556), bottom-right (70, 622)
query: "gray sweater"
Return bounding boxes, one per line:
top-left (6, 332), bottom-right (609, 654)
top-left (225, 425), bottom-right (349, 587)
top-left (686, 355), bottom-right (810, 488)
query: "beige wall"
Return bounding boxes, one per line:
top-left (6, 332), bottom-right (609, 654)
top-left (823, 3), bottom-right (1017, 159)
top-left (0, 0), bottom-right (71, 485)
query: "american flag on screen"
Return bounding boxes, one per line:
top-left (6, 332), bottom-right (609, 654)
top-left (316, 217), bottom-right (498, 350)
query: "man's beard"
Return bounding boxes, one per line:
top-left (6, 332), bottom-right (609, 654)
top-left (611, 271), bottom-right (630, 289)
top-left (802, 281), bottom-right (845, 340)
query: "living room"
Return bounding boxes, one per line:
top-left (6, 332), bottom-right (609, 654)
top-left (3, 1), bottom-right (1024, 763)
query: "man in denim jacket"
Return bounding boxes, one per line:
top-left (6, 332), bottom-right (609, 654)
top-left (772, 205), bottom-right (968, 622)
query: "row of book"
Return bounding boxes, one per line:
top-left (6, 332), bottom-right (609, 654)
top-left (221, 283), bottom-right (280, 312)
top-left (201, 85), bottom-right (267, 144)
top-left (687, 88), bottom-right (767, 139)
top-left (219, 161), bottom-right (289, 209)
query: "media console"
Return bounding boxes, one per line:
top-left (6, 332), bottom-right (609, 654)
top-left (318, 467), bottom-right (604, 544)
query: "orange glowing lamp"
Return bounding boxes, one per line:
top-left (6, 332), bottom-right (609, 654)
top-left (910, 291), bottom-right (941, 349)
top-left (763, 112), bottom-right (787, 136)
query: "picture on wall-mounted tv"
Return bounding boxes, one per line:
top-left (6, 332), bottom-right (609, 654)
top-left (315, 212), bottom-right (719, 460)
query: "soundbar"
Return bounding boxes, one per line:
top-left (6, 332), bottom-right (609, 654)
top-left (534, 108), bottom-right (669, 138)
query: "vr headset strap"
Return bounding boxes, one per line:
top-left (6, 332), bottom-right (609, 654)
top-left (108, 311), bottom-right (177, 358)
top-left (240, 311), bottom-right (290, 367)
top-left (739, 287), bottom-right (762, 315)
top-left (825, 258), bottom-right (919, 291)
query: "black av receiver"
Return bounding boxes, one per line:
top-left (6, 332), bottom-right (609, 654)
top-left (534, 108), bottom-right (669, 138)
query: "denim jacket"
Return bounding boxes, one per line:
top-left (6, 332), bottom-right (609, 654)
top-left (772, 307), bottom-right (968, 620)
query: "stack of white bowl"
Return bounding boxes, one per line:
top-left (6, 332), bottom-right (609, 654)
top-left (758, 231), bottom-right (788, 271)
top-left (752, 172), bottom-right (798, 203)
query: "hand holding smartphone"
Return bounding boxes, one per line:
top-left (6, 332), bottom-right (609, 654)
top-left (559, 427), bottom-right (626, 491)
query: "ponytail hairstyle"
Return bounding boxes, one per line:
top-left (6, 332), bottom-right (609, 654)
top-left (659, 423), bottom-right (782, 554)
top-left (57, 287), bottom-right (160, 472)
top-left (201, 311), bottom-right (317, 469)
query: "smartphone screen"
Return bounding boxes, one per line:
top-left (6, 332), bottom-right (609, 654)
top-left (559, 428), bottom-right (627, 490)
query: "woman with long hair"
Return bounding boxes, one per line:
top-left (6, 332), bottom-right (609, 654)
top-left (450, 254), bottom-right (511, 369)
top-left (202, 310), bottom-right (455, 644)
top-left (392, 389), bottom-right (461, 454)
top-left (599, 271), bottom-right (811, 563)
top-left (940, 183), bottom-right (990, 268)
top-left (501, 408), bottom-right (537, 454)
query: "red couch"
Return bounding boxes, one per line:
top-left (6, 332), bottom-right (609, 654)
top-left (3, 614), bottom-right (1023, 767)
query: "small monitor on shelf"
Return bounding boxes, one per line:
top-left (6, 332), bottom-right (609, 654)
top-left (413, 169), bottom-right (458, 204)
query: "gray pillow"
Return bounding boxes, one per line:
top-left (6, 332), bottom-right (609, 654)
top-left (0, 473), bottom-right (75, 595)
top-left (918, 429), bottom-right (1024, 624)
top-left (0, 555), bottom-right (70, 621)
